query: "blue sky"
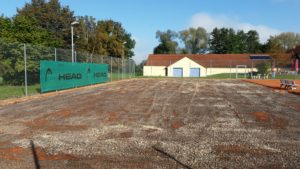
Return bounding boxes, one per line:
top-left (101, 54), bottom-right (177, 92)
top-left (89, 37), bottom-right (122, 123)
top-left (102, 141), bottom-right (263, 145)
top-left (1, 0), bottom-right (300, 63)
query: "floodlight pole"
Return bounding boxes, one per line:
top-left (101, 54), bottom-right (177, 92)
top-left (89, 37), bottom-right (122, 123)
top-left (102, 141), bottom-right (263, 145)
top-left (71, 21), bottom-right (79, 63)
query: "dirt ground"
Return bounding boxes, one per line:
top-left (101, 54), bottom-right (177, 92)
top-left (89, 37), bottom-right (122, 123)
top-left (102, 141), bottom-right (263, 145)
top-left (0, 78), bottom-right (299, 169)
top-left (244, 79), bottom-right (300, 94)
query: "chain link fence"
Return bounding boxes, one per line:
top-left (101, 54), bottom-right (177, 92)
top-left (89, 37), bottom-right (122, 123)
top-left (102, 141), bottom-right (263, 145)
top-left (0, 40), bottom-right (136, 97)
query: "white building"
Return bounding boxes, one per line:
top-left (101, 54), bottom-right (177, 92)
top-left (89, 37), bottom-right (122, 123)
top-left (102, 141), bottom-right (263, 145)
top-left (143, 54), bottom-right (272, 77)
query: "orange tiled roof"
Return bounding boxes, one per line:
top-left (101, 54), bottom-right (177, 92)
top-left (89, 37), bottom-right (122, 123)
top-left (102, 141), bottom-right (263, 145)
top-left (145, 54), bottom-right (271, 67)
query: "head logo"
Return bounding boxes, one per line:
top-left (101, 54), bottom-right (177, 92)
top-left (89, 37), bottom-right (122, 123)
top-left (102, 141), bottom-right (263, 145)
top-left (45, 68), bottom-right (52, 81)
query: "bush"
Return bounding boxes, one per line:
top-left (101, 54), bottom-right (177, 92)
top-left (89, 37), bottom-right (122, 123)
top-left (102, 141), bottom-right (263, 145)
top-left (257, 62), bottom-right (271, 75)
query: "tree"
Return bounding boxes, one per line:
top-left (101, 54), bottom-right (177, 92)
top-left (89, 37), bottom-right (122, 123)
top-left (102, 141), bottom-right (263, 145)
top-left (93, 20), bottom-right (135, 58)
top-left (0, 40), bottom-right (54, 85)
top-left (0, 16), bottom-right (15, 42)
top-left (12, 16), bottom-right (52, 45)
top-left (209, 28), bottom-right (228, 54)
top-left (246, 30), bottom-right (261, 53)
top-left (209, 28), bottom-right (262, 54)
top-left (269, 32), bottom-right (300, 50)
top-left (179, 27), bottom-right (208, 54)
top-left (76, 16), bottom-right (97, 55)
top-left (265, 37), bottom-right (289, 68)
top-left (16, 0), bottom-right (75, 47)
top-left (154, 30), bottom-right (178, 54)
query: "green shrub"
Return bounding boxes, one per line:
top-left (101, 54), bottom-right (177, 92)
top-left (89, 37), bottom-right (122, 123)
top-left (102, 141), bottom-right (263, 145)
top-left (257, 62), bottom-right (271, 75)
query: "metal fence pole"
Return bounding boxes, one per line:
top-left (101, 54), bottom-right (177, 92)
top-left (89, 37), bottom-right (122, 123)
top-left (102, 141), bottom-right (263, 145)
top-left (54, 48), bottom-right (57, 61)
top-left (122, 58), bottom-right (124, 79)
top-left (230, 60), bottom-right (232, 79)
top-left (118, 58), bottom-right (120, 80)
top-left (251, 60), bottom-right (253, 78)
top-left (24, 44), bottom-right (28, 97)
top-left (110, 57), bottom-right (113, 82)
top-left (134, 60), bottom-right (136, 77)
top-left (130, 60), bottom-right (132, 78)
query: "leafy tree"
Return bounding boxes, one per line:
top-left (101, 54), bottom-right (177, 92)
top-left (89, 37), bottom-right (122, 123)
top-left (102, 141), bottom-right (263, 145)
top-left (209, 28), bottom-right (262, 54)
top-left (246, 30), bottom-right (261, 53)
top-left (154, 30), bottom-right (178, 54)
top-left (209, 28), bottom-right (227, 54)
top-left (76, 16), bottom-right (97, 56)
top-left (269, 32), bottom-right (300, 50)
top-left (265, 37), bottom-right (289, 68)
top-left (0, 16), bottom-right (15, 42)
top-left (0, 40), bottom-right (54, 85)
top-left (179, 27), bottom-right (208, 54)
top-left (16, 0), bottom-right (75, 47)
top-left (12, 16), bottom-right (52, 45)
top-left (93, 20), bottom-right (135, 58)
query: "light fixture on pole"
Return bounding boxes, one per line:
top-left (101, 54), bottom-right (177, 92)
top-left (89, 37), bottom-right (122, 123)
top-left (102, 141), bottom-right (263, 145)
top-left (71, 21), bottom-right (79, 62)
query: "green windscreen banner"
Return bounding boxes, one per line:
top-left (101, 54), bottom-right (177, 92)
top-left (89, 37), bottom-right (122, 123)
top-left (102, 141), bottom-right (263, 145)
top-left (40, 60), bottom-right (108, 93)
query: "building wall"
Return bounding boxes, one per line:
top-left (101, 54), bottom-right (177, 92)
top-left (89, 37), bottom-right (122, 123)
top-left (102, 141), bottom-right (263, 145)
top-left (168, 57), bottom-right (207, 77)
top-left (206, 68), bottom-right (258, 76)
top-left (143, 58), bottom-right (259, 77)
top-left (143, 66), bottom-right (166, 76)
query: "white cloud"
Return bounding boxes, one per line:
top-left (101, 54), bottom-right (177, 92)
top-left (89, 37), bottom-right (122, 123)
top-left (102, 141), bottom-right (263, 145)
top-left (189, 12), bottom-right (281, 43)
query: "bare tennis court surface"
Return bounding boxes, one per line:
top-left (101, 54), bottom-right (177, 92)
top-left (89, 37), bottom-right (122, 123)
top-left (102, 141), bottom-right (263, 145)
top-left (0, 79), bottom-right (299, 169)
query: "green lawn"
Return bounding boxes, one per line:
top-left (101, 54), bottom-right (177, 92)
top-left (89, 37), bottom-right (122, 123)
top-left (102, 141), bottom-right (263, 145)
top-left (205, 73), bottom-right (244, 79)
top-left (110, 73), bottom-right (135, 81)
top-left (0, 84), bottom-right (40, 100)
top-left (272, 74), bottom-right (300, 79)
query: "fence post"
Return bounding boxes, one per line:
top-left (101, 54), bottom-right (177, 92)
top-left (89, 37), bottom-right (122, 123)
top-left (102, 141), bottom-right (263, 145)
top-left (251, 60), bottom-right (253, 78)
top-left (24, 44), bottom-right (28, 97)
top-left (118, 58), bottom-right (120, 80)
top-left (122, 58), bottom-right (124, 79)
top-left (230, 60), bottom-right (232, 79)
top-left (54, 48), bottom-right (57, 61)
top-left (134, 60), bottom-right (136, 77)
top-left (110, 57), bottom-right (113, 82)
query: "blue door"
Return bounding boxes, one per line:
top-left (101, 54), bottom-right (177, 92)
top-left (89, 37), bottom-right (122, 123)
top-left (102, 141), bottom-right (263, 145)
top-left (173, 68), bottom-right (183, 77)
top-left (190, 68), bottom-right (200, 77)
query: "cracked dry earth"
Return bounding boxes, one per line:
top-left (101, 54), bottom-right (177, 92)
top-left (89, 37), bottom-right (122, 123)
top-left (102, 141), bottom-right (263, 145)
top-left (0, 79), bottom-right (299, 169)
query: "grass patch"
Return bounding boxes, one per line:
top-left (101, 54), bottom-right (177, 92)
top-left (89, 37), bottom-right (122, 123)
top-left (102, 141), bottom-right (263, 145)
top-left (0, 77), bottom-right (3, 85)
top-left (204, 73), bottom-right (251, 79)
top-left (0, 84), bottom-right (40, 100)
top-left (205, 73), bottom-right (244, 79)
top-left (272, 74), bottom-right (300, 80)
top-left (110, 73), bottom-right (135, 81)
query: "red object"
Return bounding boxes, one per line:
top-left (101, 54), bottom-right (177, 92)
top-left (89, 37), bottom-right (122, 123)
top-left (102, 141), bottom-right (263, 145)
top-left (291, 60), bottom-right (295, 71)
top-left (145, 54), bottom-right (274, 67)
top-left (296, 59), bottom-right (299, 72)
